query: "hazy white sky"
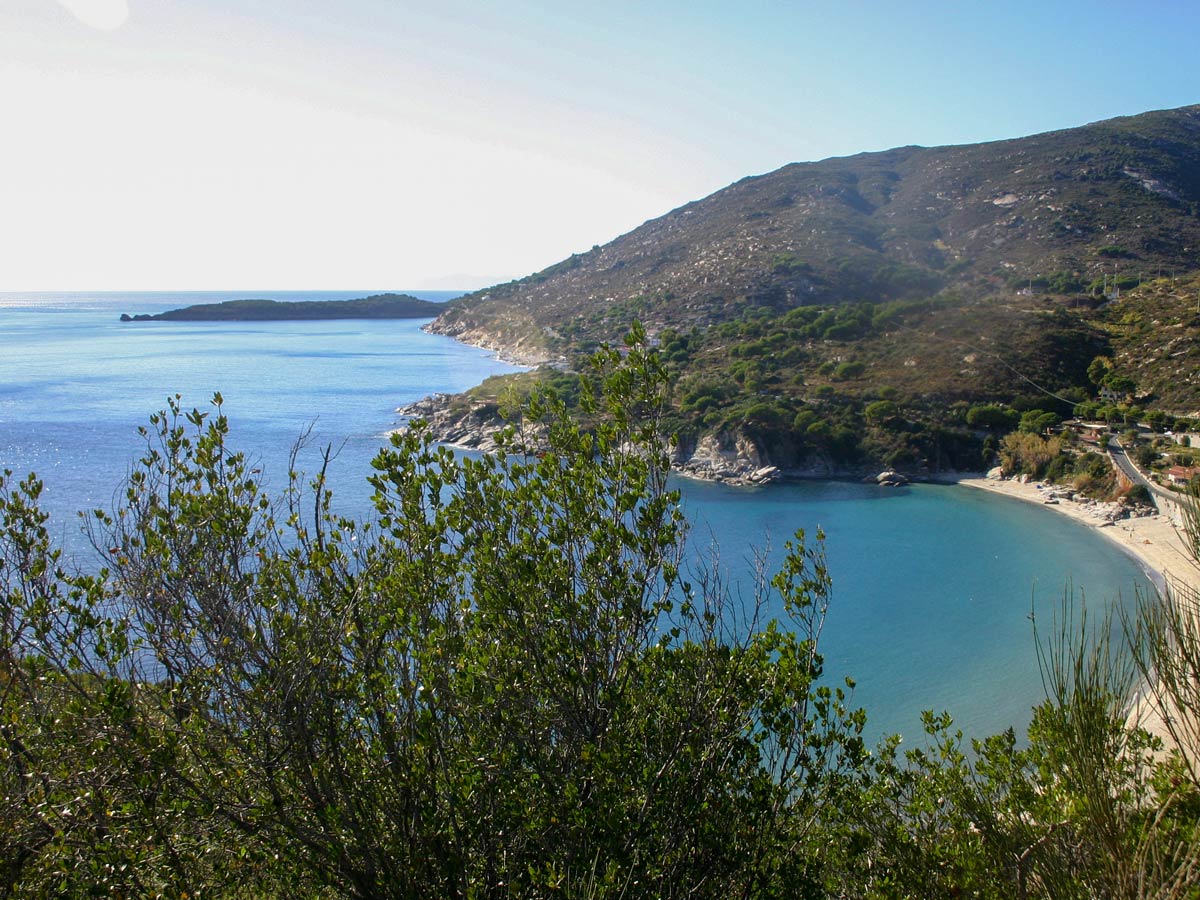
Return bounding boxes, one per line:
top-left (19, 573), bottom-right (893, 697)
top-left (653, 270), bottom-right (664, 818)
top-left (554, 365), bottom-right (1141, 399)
top-left (3, 0), bottom-right (1199, 290)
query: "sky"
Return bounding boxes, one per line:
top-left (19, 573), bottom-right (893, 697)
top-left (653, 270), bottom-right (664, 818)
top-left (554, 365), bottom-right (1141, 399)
top-left (3, 0), bottom-right (1199, 291)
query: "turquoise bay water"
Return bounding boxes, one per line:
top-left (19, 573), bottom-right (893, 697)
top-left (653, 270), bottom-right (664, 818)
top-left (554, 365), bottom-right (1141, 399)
top-left (1, 291), bottom-right (1150, 744)
top-left (682, 478), bottom-right (1147, 742)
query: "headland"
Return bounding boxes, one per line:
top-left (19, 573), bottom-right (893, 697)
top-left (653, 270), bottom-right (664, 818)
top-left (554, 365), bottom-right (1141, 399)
top-left (121, 293), bottom-right (442, 322)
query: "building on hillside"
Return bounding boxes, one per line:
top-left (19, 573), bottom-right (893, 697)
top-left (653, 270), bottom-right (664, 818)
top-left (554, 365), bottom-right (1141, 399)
top-left (1068, 421), bottom-right (1109, 445)
top-left (1165, 465), bottom-right (1200, 487)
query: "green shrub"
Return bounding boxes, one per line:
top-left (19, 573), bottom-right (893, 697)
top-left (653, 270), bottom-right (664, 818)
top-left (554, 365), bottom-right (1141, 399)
top-left (833, 360), bottom-right (866, 380)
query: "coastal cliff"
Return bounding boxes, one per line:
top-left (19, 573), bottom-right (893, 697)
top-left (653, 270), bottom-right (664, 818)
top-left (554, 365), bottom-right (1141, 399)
top-left (396, 392), bottom-right (780, 483)
top-left (395, 391), bottom-right (914, 486)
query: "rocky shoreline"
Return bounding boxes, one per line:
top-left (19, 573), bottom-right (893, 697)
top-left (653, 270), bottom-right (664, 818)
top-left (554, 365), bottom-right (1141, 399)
top-left (414, 322), bottom-right (943, 487)
top-left (394, 394), bottom-right (510, 453)
top-left (414, 314), bottom-right (857, 485)
top-left (395, 392), bottom-right (916, 488)
top-left (421, 320), bottom-right (561, 368)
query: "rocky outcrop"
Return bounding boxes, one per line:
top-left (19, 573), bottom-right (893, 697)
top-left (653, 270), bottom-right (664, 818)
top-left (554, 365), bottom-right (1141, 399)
top-left (398, 395), bottom-right (931, 489)
top-left (672, 431), bottom-right (781, 486)
top-left (394, 395), bottom-right (510, 452)
top-left (396, 396), bottom-right (786, 486)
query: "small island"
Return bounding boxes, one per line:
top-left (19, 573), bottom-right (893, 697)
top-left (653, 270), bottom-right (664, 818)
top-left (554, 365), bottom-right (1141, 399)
top-left (120, 293), bottom-right (443, 322)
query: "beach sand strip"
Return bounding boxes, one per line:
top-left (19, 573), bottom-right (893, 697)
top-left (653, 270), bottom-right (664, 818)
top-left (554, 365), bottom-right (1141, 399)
top-left (958, 475), bottom-right (1200, 749)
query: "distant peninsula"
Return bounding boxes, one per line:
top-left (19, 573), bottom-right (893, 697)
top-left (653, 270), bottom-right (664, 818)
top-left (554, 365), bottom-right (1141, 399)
top-left (120, 293), bottom-right (443, 322)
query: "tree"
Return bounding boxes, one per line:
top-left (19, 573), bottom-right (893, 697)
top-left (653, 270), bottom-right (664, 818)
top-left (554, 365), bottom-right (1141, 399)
top-left (865, 399), bottom-right (900, 426)
top-left (1104, 373), bottom-right (1137, 396)
top-left (833, 360), bottom-right (866, 381)
top-left (1088, 356), bottom-right (1113, 388)
top-left (966, 404), bottom-right (1020, 430)
top-left (1145, 410), bottom-right (1169, 432)
top-left (1, 333), bottom-right (870, 899)
top-left (999, 432), bottom-right (1065, 479)
top-left (1017, 409), bottom-right (1062, 435)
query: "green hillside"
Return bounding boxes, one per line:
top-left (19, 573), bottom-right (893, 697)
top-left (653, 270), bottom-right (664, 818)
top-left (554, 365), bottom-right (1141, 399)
top-left (420, 105), bottom-right (1200, 476)
top-left (1098, 272), bottom-right (1200, 414)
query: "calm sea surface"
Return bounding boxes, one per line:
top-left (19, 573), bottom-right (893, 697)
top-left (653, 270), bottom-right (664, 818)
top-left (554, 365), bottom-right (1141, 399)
top-left (1, 291), bottom-right (1151, 744)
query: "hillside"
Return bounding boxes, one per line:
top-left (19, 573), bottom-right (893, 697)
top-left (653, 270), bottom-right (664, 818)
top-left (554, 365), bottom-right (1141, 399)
top-left (1097, 272), bottom-right (1200, 414)
top-left (414, 106), bottom-right (1200, 479)
top-left (120, 293), bottom-right (441, 322)
top-left (430, 105), bottom-right (1200, 363)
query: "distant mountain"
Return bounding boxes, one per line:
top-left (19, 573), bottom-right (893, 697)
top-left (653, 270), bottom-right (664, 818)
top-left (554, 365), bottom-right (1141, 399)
top-left (430, 105), bottom-right (1200, 363)
top-left (121, 293), bottom-right (441, 322)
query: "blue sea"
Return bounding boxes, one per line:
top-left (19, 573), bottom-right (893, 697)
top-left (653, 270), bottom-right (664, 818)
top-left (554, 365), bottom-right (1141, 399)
top-left (0, 290), bottom-right (1151, 744)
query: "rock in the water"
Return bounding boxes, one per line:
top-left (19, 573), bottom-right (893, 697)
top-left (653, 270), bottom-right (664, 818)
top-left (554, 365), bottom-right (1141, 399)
top-left (876, 470), bottom-right (908, 486)
top-left (749, 466), bottom-right (780, 484)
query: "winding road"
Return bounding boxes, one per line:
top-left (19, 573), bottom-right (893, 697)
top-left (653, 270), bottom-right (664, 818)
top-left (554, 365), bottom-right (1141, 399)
top-left (1109, 436), bottom-right (1186, 521)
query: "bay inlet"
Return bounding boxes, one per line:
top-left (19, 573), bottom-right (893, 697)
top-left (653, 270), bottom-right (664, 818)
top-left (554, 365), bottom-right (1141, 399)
top-left (0, 291), bottom-right (1151, 744)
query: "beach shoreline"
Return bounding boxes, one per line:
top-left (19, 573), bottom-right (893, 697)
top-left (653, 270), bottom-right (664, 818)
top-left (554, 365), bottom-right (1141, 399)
top-left (956, 475), bottom-right (1198, 594)
top-left (957, 474), bottom-right (1200, 745)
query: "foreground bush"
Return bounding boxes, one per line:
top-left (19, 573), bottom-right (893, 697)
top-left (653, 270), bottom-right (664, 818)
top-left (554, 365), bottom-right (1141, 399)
top-left (1, 335), bottom-right (868, 899)
top-left (2, 335), bottom-right (1198, 899)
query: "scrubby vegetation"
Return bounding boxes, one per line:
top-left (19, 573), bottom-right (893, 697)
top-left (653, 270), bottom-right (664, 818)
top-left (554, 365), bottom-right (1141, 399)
top-left (653, 294), bottom-right (1109, 473)
top-left (426, 108), bottom-right (1200, 487)
top-left (435, 107), bottom-right (1200, 359)
top-left (4, 342), bottom-right (1200, 898)
top-left (998, 430), bottom-right (1123, 494)
top-left (1098, 272), bottom-right (1200, 414)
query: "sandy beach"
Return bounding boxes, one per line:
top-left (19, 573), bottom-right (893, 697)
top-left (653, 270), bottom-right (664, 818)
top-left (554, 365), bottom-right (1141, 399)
top-left (958, 474), bottom-right (1200, 745)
